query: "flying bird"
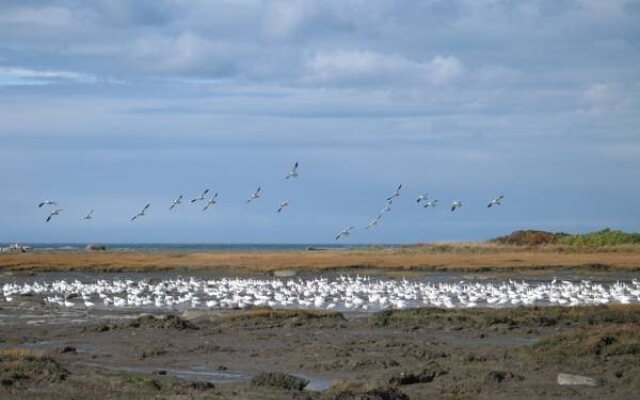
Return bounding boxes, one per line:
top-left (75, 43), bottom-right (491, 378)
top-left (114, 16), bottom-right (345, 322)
top-left (386, 184), bottom-right (403, 201)
top-left (46, 209), bottom-right (62, 222)
top-left (381, 200), bottom-right (393, 213)
top-left (335, 226), bottom-right (355, 241)
top-left (276, 200), bottom-right (289, 213)
top-left (203, 193), bottom-right (219, 211)
top-left (423, 199), bottom-right (438, 208)
top-left (487, 195), bottom-right (504, 208)
top-left (131, 203), bottom-right (150, 221)
top-left (191, 189), bottom-right (209, 203)
top-left (451, 201), bottom-right (463, 212)
top-left (365, 215), bottom-right (382, 230)
top-left (285, 162), bottom-right (299, 179)
top-left (38, 200), bottom-right (57, 208)
top-left (416, 193), bottom-right (429, 203)
top-left (169, 195), bottom-right (183, 210)
top-left (246, 187), bottom-right (261, 203)
top-left (82, 209), bottom-right (94, 220)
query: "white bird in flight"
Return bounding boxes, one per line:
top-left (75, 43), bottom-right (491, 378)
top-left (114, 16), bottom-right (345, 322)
top-left (169, 195), bottom-right (183, 210)
top-left (46, 209), bottom-right (62, 222)
top-left (285, 162), bottom-right (299, 179)
top-left (423, 199), bottom-right (438, 208)
top-left (487, 195), bottom-right (504, 208)
top-left (203, 193), bottom-right (219, 211)
top-left (246, 187), bottom-right (261, 203)
top-left (381, 200), bottom-right (393, 213)
top-left (131, 204), bottom-right (150, 221)
top-left (386, 184), bottom-right (402, 201)
top-left (277, 200), bottom-right (289, 213)
top-left (451, 200), bottom-right (463, 212)
top-left (416, 193), bottom-right (429, 203)
top-left (38, 200), bottom-right (57, 208)
top-left (82, 209), bottom-right (94, 220)
top-left (365, 215), bottom-right (382, 230)
top-left (335, 226), bottom-right (355, 241)
top-left (191, 189), bottom-right (209, 203)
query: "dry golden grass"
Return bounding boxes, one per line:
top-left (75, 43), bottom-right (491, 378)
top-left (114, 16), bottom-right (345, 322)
top-left (0, 243), bottom-right (639, 273)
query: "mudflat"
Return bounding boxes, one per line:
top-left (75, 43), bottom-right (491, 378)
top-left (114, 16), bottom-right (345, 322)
top-left (1, 244), bottom-right (639, 273)
top-left (1, 301), bottom-right (638, 399)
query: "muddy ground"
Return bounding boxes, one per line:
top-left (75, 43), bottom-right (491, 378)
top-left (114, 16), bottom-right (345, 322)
top-left (1, 271), bottom-right (639, 399)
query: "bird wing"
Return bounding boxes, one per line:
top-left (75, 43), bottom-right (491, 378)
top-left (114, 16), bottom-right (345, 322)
top-left (46, 215), bottom-right (52, 222)
top-left (143, 204), bottom-right (150, 211)
top-left (131, 215), bottom-right (137, 221)
top-left (203, 189), bottom-right (209, 196)
top-left (38, 202), bottom-right (45, 208)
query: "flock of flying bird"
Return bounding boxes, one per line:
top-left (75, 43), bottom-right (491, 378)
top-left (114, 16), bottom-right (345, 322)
top-left (36, 161), bottom-right (505, 240)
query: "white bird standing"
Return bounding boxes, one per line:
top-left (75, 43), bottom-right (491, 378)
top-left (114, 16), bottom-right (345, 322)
top-left (131, 204), bottom-right (150, 221)
top-left (191, 189), bottom-right (209, 203)
top-left (46, 209), bottom-right (62, 222)
top-left (277, 200), bottom-right (289, 213)
top-left (386, 184), bottom-right (402, 201)
top-left (335, 226), bottom-right (354, 240)
top-left (38, 200), bottom-right (57, 208)
top-left (82, 209), bottom-right (94, 220)
top-left (487, 195), bottom-right (504, 208)
top-left (285, 162), bottom-right (299, 179)
top-left (423, 199), bottom-right (438, 208)
top-left (365, 215), bottom-right (382, 230)
top-left (451, 201), bottom-right (463, 212)
top-left (246, 187), bottom-right (261, 203)
top-left (203, 193), bottom-right (219, 211)
top-left (169, 195), bottom-right (183, 210)
top-left (416, 193), bottom-right (429, 203)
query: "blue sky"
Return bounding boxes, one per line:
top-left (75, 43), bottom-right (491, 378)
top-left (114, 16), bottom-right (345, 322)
top-left (1, 0), bottom-right (639, 244)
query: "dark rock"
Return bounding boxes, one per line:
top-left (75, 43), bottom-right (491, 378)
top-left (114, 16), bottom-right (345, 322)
top-left (329, 387), bottom-right (410, 400)
top-left (86, 244), bottom-right (106, 251)
top-left (189, 381), bottom-right (215, 390)
top-left (389, 362), bottom-right (448, 385)
top-left (486, 370), bottom-right (524, 384)
top-left (251, 372), bottom-right (309, 391)
top-left (59, 346), bottom-right (76, 354)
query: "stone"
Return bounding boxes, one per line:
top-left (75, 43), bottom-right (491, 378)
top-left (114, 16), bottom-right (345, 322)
top-left (557, 373), bottom-right (598, 386)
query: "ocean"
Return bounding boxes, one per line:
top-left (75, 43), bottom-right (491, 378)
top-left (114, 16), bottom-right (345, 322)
top-left (1, 243), bottom-right (392, 252)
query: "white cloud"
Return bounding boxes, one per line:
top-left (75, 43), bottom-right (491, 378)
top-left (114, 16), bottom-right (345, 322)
top-left (0, 67), bottom-right (96, 86)
top-left (303, 50), bottom-right (464, 88)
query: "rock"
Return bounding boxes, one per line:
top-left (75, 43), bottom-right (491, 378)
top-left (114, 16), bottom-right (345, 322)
top-left (389, 362), bottom-right (448, 385)
top-left (59, 346), bottom-right (76, 354)
top-left (329, 387), bottom-right (410, 400)
top-left (486, 370), bottom-right (524, 384)
top-left (251, 372), bottom-right (309, 391)
top-left (85, 244), bottom-right (106, 251)
top-left (557, 373), bottom-right (598, 386)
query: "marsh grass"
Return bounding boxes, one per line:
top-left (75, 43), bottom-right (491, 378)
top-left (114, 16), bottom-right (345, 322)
top-left (1, 244), bottom-right (639, 273)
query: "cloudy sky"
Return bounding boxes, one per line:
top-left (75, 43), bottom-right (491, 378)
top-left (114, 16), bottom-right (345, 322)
top-left (1, 0), bottom-right (639, 244)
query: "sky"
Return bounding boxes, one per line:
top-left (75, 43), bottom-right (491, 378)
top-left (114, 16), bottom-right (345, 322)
top-left (1, 0), bottom-right (639, 244)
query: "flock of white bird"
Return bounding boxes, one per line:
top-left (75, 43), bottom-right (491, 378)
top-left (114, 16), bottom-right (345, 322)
top-left (35, 161), bottom-right (504, 240)
top-left (2, 276), bottom-right (639, 311)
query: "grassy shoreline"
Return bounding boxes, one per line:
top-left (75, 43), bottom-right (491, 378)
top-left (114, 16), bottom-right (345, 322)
top-left (1, 244), bottom-right (639, 273)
